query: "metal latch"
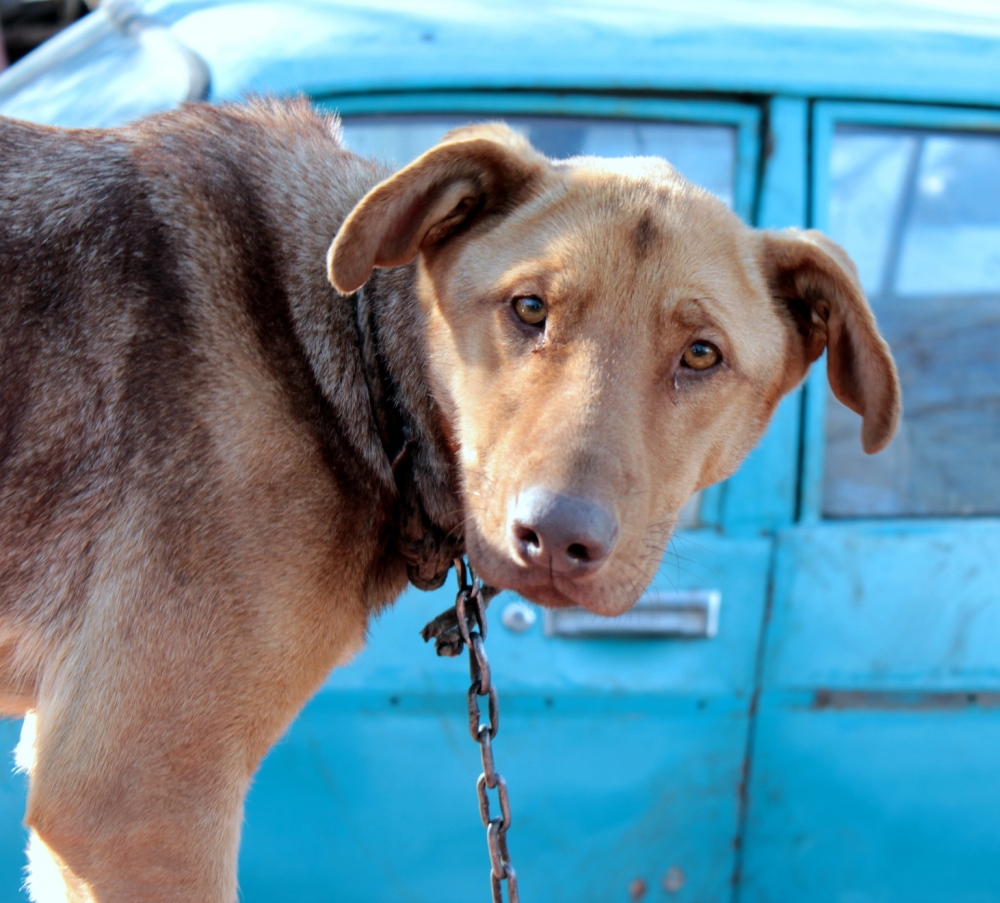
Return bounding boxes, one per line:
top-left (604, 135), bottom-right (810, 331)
top-left (543, 589), bottom-right (721, 639)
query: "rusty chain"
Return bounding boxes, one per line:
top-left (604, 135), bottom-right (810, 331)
top-left (422, 558), bottom-right (520, 903)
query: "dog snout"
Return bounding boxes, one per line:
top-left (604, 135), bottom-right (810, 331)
top-left (508, 488), bottom-right (619, 576)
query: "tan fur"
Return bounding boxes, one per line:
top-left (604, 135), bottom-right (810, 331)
top-left (0, 103), bottom-right (899, 902)
top-left (330, 135), bottom-right (900, 614)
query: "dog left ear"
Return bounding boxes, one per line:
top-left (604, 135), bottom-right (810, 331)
top-left (328, 124), bottom-right (546, 294)
top-left (759, 228), bottom-right (901, 454)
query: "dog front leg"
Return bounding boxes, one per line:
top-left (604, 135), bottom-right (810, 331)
top-left (21, 676), bottom-right (254, 903)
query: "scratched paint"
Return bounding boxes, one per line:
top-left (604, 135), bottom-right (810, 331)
top-left (811, 690), bottom-right (1000, 710)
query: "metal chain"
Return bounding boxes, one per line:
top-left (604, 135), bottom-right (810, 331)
top-left (452, 558), bottom-right (520, 903)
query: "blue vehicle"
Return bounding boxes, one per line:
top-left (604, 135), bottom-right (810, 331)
top-left (2, 2), bottom-right (1000, 901)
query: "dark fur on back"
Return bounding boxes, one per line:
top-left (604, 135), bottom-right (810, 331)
top-left (0, 100), bottom-right (459, 706)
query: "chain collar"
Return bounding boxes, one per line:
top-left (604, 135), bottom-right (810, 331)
top-left (353, 278), bottom-right (519, 898)
top-left (420, 559), bottom-right (519, 903)
top-left (353, 275), bottom-right (463, 591)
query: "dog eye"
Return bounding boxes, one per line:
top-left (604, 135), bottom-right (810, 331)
top-left (681, 341), bottom-right (721, 370)
top-left (513, 295), bottom-right (547, 327)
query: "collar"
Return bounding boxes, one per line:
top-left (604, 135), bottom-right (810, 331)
top-left (353, 274), bottom-right (463, 591)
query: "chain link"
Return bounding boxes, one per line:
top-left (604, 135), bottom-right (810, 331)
top-left (450, 558), bottom-right (520, 903)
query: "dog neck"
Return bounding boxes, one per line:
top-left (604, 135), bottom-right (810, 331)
top-left (353, 265), bottom-right (464, 590)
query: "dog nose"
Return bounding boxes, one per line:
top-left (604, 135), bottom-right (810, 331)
top-left (509, 488), bottom-right (618, 575)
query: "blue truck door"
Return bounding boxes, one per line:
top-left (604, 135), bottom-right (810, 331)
top-left (237, 95), bottom-right (801, 903)
top-left (740, 102), bottom-right (1000, 903)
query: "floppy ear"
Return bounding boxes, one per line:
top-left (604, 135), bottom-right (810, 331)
top-left (759, 228), bottom-right (901, 454)
top-left (328, 123), bottom-right (546, 294)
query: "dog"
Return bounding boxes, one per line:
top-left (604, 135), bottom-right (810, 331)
top-left (0, 98), bottom-right (899, 901)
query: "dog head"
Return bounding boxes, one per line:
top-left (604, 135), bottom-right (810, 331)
top-left (328, 124), bottom-right (899, 615)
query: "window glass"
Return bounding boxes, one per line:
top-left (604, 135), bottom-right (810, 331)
top-left (341, 115), bottom-right (735, 209)
top-left (824, 126), bottom-right (1000, 517)
top-left (341, 113), bottom-right (739, 528)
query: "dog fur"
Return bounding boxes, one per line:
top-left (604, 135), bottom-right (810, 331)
top-left (0, 99), bottom-right (899, 901)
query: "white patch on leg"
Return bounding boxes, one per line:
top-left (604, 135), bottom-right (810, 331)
top-left (24, 831), bottom-right (71, 903)
top-left (15, 713), bottom-right (36, 774)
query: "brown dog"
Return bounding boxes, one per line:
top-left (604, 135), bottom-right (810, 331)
top-left (0, 99), bottom-right (899, 901)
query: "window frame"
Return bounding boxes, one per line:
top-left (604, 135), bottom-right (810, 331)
top-left (800, 100), bottom-right (1000, 523)
top-left (312, 90), bottom-right (764, 530)
top-left (315, 91), bottom-right (761, 220)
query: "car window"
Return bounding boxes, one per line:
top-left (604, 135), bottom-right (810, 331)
top-left (341, 114), bottom-right (738, 528)
top-left (823, 126), bottom-right (1000, 517)
top-left (340, 115), bottom-right (736, 209)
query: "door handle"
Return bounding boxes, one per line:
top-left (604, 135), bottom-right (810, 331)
top-left (543, 589), bottom-right (721, 639)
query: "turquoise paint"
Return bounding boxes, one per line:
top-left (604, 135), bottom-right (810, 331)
top-left (766, 521), bottom-right (1000, 692)
top-left (719, 97), bottom-right (810, 534)
top-left (242, 700), bottom-right (750, 903)
top-left (740, 97), bottom-right (1000, 899)
top-left (0, 724), bottom-right (27, 903)
top-left (320, 92), bottom-right (759, 126)
top-left (13, 1), bottom-right (999, 128)
top-left (755, 98), bottom-right (810, 231)
top-left (741, 700), bottom-right (1000, 903)
top-left (815, 100), bottom-right (1000, 133)
top-left (154, 1), bottom-right (1000, 109)
top-left (798, 357), bottom-right (829, 524)
top-left (737, 102), bottom-right (1000, 903)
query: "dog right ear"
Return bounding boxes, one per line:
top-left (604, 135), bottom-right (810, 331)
top-left (758, 228), bottom-right (901, 454)
top-left (328, 124), bottom-right (546, 294)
